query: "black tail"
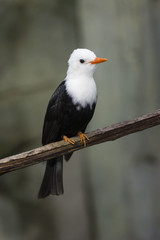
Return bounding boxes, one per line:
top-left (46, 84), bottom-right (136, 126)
top-left (38, 157), bottom-right (64, 198)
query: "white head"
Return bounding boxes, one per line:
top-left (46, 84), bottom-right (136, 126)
top-left (65, 48), bottom-right (107, 108)
top-left (67, 48), bottom-right (107, 78)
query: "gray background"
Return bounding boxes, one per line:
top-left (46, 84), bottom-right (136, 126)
top-left (0, 0), bottom-right (160, 240)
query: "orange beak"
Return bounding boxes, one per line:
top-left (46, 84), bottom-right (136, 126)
top-left (90, 57), bottom-right (108, 64)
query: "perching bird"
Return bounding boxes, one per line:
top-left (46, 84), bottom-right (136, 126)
top-left (38, 48), bottom-right (107, 198)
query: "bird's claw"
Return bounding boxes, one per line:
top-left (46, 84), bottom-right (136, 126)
top-left (78, 132), bottom-right (89, 147)
top-left (63, 135), bottom-right (75, 145)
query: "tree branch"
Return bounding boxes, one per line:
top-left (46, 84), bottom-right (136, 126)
top-left (1, 109), bottom-right (160, 175)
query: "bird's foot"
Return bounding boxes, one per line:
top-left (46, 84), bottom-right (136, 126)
top-left (78, 131), bottom-right (89, 147)
top-left (63, 135), bottom-right (75, 145)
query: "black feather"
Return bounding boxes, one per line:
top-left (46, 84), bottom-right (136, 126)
top-left (38, 80), bottom-right (96, 198)
top-left (38, 157), bottom-right (63, 198)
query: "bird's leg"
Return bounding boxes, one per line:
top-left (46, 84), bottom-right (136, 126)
top-left (78, 131), bottom-right (89, 147)
top-left (63, 135), bottom-right (75, 145)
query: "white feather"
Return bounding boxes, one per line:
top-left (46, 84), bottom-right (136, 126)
top-left (65, 48), bottom-right (98, 108)
top-left (66, 75), bottom-right (97, 108)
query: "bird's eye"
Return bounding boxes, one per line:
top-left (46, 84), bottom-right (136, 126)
top-left (80, 59), bottom-right (85, 63)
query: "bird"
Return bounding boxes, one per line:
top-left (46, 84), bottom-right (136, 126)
top-left (38, 48), bottom-right (107, 198)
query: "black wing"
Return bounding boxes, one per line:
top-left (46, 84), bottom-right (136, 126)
top-left (42, 80), bottom-right (66, 145)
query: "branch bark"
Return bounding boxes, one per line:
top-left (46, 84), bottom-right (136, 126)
top-left (1, 109), bottom-right (160, 175)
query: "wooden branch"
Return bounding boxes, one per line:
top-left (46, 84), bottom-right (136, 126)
top-left (1, 109), bottom-right (160, 175)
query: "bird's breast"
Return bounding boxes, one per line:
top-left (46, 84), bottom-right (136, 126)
top-left (65, 77), bottom-right (97, 109)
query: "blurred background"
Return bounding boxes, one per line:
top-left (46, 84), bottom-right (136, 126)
top-left (0, 0), bottom-right (160, 239)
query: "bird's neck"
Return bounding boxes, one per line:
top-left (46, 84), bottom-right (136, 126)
top-left (65, 75), bottom-right (97, 109)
